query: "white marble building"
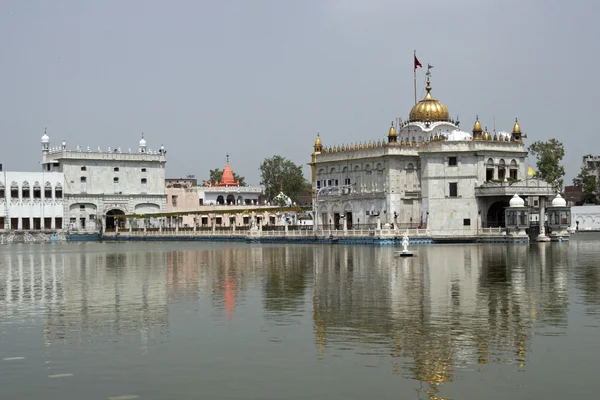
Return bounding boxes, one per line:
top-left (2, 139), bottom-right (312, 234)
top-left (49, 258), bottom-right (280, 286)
top-left (0, 170), bottom-right (64, 230)
top-left (310, 68), bottom-right (557, 238)
top-left (41, 132), bottom-right (167, 232)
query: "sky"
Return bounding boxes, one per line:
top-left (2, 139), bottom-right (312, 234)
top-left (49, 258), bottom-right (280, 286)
top-left (1, 0), bottom-right (598, 186)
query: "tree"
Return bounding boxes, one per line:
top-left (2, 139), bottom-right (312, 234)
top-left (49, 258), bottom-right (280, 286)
top-left (573, 166), bottom-right (598, 204)
top-left (203, 168), bottom-right (246, 186)
top-left (259, 155), bottom-right (310, 203)
top-left (527, 139), bottom-right (565, 191)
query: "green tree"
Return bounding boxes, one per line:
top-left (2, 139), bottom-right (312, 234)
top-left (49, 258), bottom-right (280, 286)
top-left (527, 139), bottom-right (565, 191)
top-left (259, 155), bottom-right (310, 203)
top-left (573, 166), bottom-right (598, 204)
top-left (203, 168), bottom-right (246, 186)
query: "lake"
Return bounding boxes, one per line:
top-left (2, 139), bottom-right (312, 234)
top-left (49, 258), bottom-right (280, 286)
top-left (1, 237), bottom-right (599, 399)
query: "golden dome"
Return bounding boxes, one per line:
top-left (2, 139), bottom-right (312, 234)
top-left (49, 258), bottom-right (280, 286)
top-left (472, 115), bottom-right (482, 133)
top-left (388, 121), bottom-right (397, 137)
top-left (512, 117), bottom-right (521, 134)
top-left (314, 134), bottom-right (322, 147)
top-left (409, 76), bottom-right (450, 122)
top-left (483, 127), bottom-right (491, 140)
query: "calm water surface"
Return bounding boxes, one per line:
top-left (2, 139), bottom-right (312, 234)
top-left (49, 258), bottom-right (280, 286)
top-left (1, 237), bottom-right (600, 399)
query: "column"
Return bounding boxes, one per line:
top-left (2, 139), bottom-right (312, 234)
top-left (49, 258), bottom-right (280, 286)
top-left (538, 196), bottom-right (546, 238)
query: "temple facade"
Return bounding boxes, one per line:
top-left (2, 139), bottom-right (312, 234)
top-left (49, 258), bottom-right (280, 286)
top-left (310, 66), bottom-right (559, 239)
top-left (41, 132), bottom-right (167, 232)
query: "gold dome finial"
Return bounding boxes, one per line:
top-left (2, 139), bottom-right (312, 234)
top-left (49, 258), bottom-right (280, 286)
top-left (313, 133), bottom-right (322, 152)
top-left (512, 117), bottom-right (521, 135)
top-left (388, 121), bottom-right (397, 137)
top-left (483, 126), bottom-right (491, 140)
top-left (473, 115), bottom-right (482, 133)
top-left (408, 65), bottom-right (450, 122)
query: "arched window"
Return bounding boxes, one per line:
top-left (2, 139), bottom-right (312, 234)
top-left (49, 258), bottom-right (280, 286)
top-left (55, 183), bottom-right (63, 199)
top-left (33, 181), bottom-right (41, 199)
top-left (10, 182), bottom-right (18, 199)
top-left (486, 159), bottom-right (495, 181)
top-left (498, 159), bottom-right (506, 180)
top-left (44, 182), bottom-right (52, 199)
top-left (510, 159), bottom-right (519, 180)
top-left (21, 181), bottom-right (30, 199)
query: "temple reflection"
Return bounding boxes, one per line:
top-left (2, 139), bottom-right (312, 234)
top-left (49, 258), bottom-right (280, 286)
top-left (311, 244), bottom-right (569, 398)
top-left (0, 249), bottom-right (169, 347)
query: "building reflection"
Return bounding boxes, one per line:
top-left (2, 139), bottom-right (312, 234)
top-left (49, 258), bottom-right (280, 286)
top-left (0, 249), bottom-right (169, 347)
top-left (312, 244), bottom-right (569, 398)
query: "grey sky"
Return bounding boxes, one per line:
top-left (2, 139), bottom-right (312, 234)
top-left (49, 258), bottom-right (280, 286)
top-left (1, 0), bottom-right (597, 186)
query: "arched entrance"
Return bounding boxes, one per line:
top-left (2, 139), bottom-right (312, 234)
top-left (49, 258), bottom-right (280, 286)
top-left (486, 201), bottom-right (509, 228)
top-left (226, 194), bottom-right (235, 205)
top-left (105, 209), bottom-right (125, 230)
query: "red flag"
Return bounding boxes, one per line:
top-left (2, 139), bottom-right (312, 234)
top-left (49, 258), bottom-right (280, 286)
top-left (414, 55), bottom-right (422, 70)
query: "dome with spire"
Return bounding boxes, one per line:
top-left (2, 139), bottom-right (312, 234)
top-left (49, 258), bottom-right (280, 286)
top-left (551, 194), bottom-right (567, 207)
top-left (139, 135), bottom-right (147, 147)
top-left (472, 116), bottom-right (482, 133)
top-left (41, 130), bottom-right (50, 143)
top-left (409, 73), bottom-right (450, 122)
top-left (388, 121), bottom-right (397, 137)
top-left (509, 194), bottom-right (525, 207)
top-left (512, 117), bottom-right (521, 135)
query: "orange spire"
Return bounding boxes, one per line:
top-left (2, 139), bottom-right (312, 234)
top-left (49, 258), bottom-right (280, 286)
top-left (216, 153), bottom-right (239, 186)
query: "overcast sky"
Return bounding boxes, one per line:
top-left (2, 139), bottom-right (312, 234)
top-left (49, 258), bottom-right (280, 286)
top-left (1, 0), bottom-right (597, 186)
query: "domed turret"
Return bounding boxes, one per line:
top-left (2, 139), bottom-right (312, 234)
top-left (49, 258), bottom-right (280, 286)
top-left (472, 116), bottom-right (483, 140)
top-left (509, 194), bottom-right (525, 207)
top-left (139, 133), bottom-right (147, 153)
top-left (313, 133), bottom-right (323, 153)
top-left (41, 129), bottom-right (50, 144)
top-left (551, 194), bottom-right (567, 207)
top-left (483, 127), bottom-right (491, 140)
top-left (512, 117), bottom-right (522, 141)
top-left (409, 71), bottom-right (450, 122)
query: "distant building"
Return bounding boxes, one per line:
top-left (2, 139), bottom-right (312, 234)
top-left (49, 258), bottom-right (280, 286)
top-left (0, 169), bottom-right (64, 230)
top-left (583, 155), bottom-right (600, 183)
top-left (41, 132), bottom-right (167, 232)
top-left (563, 186), bottom-right (582, 206)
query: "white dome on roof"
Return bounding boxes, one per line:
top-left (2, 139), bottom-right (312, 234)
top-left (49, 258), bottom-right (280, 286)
top-left (446, 129), bottom-right (472, 141)
top-left (509, 194), bottom-right (524, 207)
top-left (552, 194), bottom-right (567, 207)
top-left (41, 132), bottom-right (49, 143)
top-left (139, 137), bottom-right (146, 146)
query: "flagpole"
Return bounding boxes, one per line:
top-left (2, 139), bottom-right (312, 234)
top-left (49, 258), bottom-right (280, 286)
top-left (413, 50), bottom-right (417, 105)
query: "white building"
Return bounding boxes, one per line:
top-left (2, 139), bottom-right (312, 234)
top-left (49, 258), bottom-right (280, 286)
top-left (310, 67), bottom-right (557, 238)
top-left (0, 168), bottom-right (64, 230)
top-left (41, 132), bottom-right (167, 232)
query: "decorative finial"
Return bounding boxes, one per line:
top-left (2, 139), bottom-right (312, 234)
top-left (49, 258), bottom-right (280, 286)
top-left (226, 153), bottom-right (229, 163)
top-left (44, 127), bottom-right (47, 134)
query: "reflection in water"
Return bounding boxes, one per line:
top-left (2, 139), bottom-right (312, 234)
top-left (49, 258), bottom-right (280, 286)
top-left (0, 240), bottom-right (595, 400)
top-left (0, 250), bottom-right (169, 349)
top-left (312, 244), bottom-right (570, 398)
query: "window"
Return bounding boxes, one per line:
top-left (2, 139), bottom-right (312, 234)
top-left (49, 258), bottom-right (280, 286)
top-left (114, 167), bottom-right (119, 172)
top-left (344, 178), bottom-right (351, 185)
top-left (199, 199), bottom-right (203, 206)
top-left (80, 204), bottom-right (85, 210)
top-left (44, 184), bottom-right (52, 199)
top-left (81, 166), bottom-right (87, 171)
top-left (55, 186), bottom-right (62, 198)
top-left (316, 180), bottom-right (321, 189)
top-left (448, 156), bottom-right (457, 166)
top-left (141, 178), bottom-right (147, 193)
top-left (510, 169), bottom-right (518, 179)
top-left (449, 182), bottom-right (458, 197)
top-left (113, 177), bottom-right (119, 193)
top-left (335, 179), bottom-right (339, 186)
top-left (141, 168), bottom-right (147, 172)
top-left (463, 218), bottom-right (471, 226)
top-left (33, 184), bottom-right (41, 199)
top-left (172, 195), bottom-right (178, 206)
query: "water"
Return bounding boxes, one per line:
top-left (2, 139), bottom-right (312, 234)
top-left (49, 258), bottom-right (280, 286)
top-left (1, 237), bottom-right (599, 399)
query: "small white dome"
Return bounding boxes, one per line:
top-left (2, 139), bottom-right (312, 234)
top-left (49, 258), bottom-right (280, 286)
top-left (139, 136), bottom-right (147, 146)
top-left (552, 194), bottom-right (567, 207)
top-left (446, 129), bottom-right (472, 141)
top-left (509, 194), bottom-right (525, 207)
top-left (41, 133), bottom-right (50, 143)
